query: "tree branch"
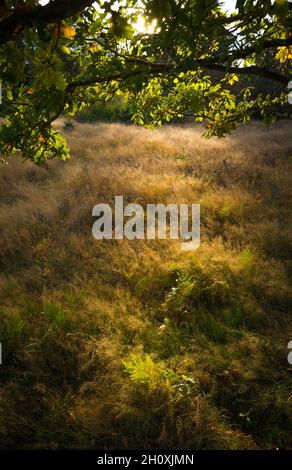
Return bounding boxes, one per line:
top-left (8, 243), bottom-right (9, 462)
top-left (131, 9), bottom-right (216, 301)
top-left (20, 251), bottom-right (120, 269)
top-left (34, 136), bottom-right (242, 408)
top-left (225, 38), bottom-right (292, 62)
top-left (66, 56), bottom-right (289, 93)
top-left (195, 60), bottom-right (289, 84)
top-left (0, 0), bottom-right (95, 45)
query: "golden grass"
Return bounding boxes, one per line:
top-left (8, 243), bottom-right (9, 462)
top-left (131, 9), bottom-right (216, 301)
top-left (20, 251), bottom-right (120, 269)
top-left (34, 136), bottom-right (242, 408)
top-left (0, 119), bottom-right (291, 449)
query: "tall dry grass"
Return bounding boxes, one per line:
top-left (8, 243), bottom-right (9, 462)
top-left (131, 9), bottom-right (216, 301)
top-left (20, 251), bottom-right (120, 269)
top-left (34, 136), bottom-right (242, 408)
top-left (0, 120), bottom-right (291, 449)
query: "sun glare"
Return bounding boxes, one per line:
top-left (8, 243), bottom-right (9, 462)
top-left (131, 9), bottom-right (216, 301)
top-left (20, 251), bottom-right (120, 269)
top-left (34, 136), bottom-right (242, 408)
top-left (132, 16), bottom-right (158, 34)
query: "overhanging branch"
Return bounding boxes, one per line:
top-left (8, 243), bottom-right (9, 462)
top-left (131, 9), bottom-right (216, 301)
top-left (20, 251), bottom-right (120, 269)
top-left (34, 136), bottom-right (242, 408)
top-left (0, 0), bottom-right (95, 45)
top-left (225, 38), bottom-right (292, 62)
top-left (66, 57), bottom-right (289, 93)
top-left (195, 60), bottom-right (289, 84)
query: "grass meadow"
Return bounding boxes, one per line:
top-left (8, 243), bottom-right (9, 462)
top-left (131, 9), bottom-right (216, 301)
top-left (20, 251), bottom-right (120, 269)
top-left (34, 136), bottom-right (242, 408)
top-left (0, 120), bottom-right (291, 449)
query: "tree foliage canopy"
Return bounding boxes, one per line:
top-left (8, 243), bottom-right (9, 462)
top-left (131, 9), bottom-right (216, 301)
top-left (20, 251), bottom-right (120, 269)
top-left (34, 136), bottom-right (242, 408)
top-left (0, 0), bottom-right (291, 162)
